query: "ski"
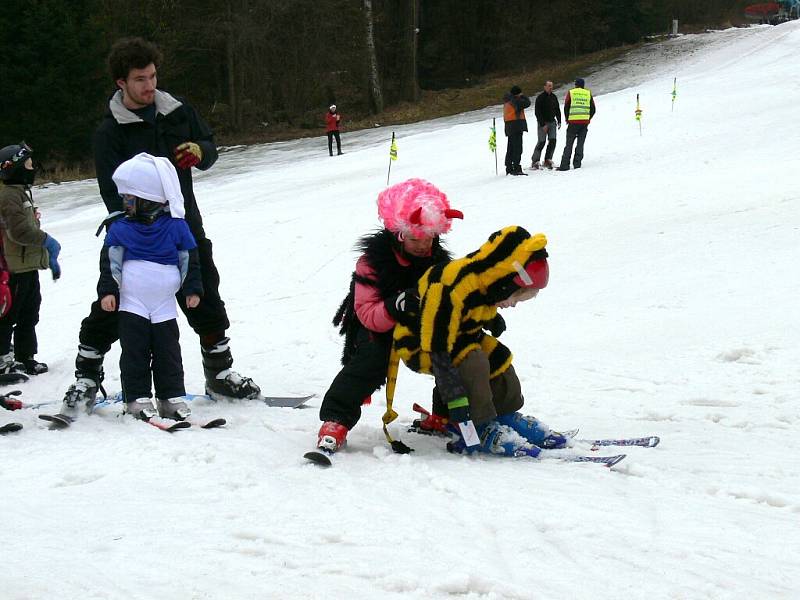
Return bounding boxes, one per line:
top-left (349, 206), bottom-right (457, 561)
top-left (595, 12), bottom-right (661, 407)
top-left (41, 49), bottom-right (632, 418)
top-left (0, 372), bottom-right (29, 384)
top-left (304, 448), bottom-right (334, 467)
top-left (578, 435), bottom-right (660, 448)
top-left (0, 422), bottom-right (23, 434)
top-left (564, 454), bottom-right (626, 467)
top-left (187, 417), bottom-right (226, 429)
top-left (188, 392), bottom-right (313, 408)
top-left (38, 413), bottom-right (74, 428)
top-left (143, 417), bottom-right (191, 432)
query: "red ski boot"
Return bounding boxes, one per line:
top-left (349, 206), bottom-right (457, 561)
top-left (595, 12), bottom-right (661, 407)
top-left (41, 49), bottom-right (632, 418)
top-left (409, 403), bottom-right (450, 436)
top-left (316, 421), bottom-right (349, 452)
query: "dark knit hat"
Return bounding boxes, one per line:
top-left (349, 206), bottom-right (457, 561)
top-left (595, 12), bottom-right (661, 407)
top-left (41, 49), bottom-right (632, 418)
top-left (510, 85), bottom-right (522, 95)
top-left (575, 78), bottom-right (585, 87)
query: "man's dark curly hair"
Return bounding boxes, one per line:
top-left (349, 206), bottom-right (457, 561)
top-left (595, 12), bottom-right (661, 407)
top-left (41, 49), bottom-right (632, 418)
top-left (107, 37), bottom-right (162, 82)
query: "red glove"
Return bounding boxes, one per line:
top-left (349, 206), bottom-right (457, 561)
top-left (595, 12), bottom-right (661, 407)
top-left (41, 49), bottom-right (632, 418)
top-left (0, 270), bottom-right (11, 318)
top-left (174, 142), bottom-right (203, 169)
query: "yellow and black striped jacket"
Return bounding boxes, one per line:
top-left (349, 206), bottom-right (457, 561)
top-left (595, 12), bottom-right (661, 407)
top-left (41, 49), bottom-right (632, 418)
top-left (393, 225), bottom-right (547, 379)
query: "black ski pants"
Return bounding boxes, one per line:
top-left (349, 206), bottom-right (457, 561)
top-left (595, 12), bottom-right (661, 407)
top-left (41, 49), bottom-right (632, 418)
top-left (80, 237), bottom-right (229, 354)
top-left (559, 123), bottom-right (589, 169)
top-left (327, 131), bottom-right (342, 155)
top-left (119, 312), bottom-right (185, 401)
top-left (505, 133), bottom-right (524, 171)
top-left (0, 271), bottom-right (41, 358)
top-left (320, 325), bottom-right (446, 430)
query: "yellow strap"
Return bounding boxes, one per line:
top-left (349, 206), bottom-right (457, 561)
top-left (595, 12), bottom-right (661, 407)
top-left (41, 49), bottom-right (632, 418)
top-left (382, 344), bottom-right (401, 443)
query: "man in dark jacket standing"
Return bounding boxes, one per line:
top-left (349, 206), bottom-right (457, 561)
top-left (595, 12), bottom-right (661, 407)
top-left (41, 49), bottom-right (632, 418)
top-left (530, 81), bottom-right (562, 170)
top-left (558, 78), bottom-right (596, 171)
top-left (58, 37), bottom-right (260, 418)
top-left (503, 85), bottom-right (531, 176)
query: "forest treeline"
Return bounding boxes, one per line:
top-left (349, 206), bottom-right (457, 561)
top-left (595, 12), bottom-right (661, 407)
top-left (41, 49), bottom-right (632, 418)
top-left (1, 0), bottom-right (746, 168)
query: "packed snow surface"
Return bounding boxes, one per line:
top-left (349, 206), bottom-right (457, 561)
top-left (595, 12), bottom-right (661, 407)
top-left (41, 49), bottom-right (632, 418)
top-left (2, 24), bottom-right (799, 599)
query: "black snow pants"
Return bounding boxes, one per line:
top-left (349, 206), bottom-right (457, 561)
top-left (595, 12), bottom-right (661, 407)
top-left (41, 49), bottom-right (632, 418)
top-left (0, 271), bottom-right (41, 359)
top-left (327, 131), bottom-right (342, 156)
top-left (119, 312), bottom-right (185, 401)
top-left (504, 133), bottom-right (524, 172)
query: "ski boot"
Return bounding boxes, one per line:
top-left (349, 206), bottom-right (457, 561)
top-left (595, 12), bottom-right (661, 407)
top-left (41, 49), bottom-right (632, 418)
top-left (513, 165), bottom-right (528, 176)
top-left (60, 345), bottom-right (105, 417)
top-left (124, 398), bottom-right (158, 421)
top-left (544, 159), bottom-right (554, 170)
top-left (495, 412), bottom-right (570, 449)
top-left (0, 353), bottom-right (29, 383)
top-left (316, 421), bottom-right (348, 453)
top-left (202, 337), bottom-right (261, 400)
top-left (530, 161), bottom-right (541, 170)
top-left (156, 397), bottom-right (191, 420)
top-left (17, 357), bottom-right (48, 375)
top-left (447, 419), bottom-right (541, 458)
top-left (409, 403), bottom-right (450, 436)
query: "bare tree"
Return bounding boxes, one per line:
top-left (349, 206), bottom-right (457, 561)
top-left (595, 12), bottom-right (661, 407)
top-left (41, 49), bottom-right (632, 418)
top-left (363, 0), bottom-right (383, 113)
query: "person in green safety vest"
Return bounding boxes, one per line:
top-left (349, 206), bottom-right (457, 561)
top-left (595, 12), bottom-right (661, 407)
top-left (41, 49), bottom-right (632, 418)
top-left (557, 78), bottom-right (596, 172)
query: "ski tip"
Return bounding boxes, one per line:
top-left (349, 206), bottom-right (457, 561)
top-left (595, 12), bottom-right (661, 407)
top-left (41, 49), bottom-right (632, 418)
top-left (304, 450), bottom-right (333, 467)
top-left (647, 436), bottom-right (661, 448)
top-left (606, 454), bottom-right (626, 468)
top-left (200, 418), bottom-right (227, 429)
top-left (0, 422), bottom-right (23, 434)
top-left (38, 413), bottom-right (73, 428)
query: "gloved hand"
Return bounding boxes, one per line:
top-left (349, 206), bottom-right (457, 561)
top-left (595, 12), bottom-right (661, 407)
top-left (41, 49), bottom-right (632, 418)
top-left (43, 234), bottom-right (61, 281)
top-left (174, 142), bottom-right (203, 169)
top-left (485, 313), bottom-right (506, 337)
top-left (0, 390), bottom-right (23, 411)
top-left (384, 287), bottom-right (420, 327)
top-left (0, 270), bottom-right (11, 317)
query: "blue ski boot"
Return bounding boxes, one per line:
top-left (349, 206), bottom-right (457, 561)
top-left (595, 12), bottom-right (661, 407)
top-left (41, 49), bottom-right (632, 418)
top-left (495, 412), bottom-right (570, 449)
top-left (447, 420), bottom-right (541, 458)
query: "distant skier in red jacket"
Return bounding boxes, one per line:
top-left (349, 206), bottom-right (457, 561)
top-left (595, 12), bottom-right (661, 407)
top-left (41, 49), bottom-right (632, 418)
top-left (325, 104), bottom-right (343, 156)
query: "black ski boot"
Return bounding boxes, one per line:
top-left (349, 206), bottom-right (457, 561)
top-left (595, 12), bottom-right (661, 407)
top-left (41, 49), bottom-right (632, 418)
top-left (60, 345), bottom-right (105, 418)
top-left (0, 353), bottom-right (29, 384)
top-left (202, 337), bottom-right (261, 400)
top-left (17, 357), bottom-right (48, 375)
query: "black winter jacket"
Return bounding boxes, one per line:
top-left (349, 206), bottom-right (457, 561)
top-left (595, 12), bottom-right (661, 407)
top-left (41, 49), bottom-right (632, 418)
top-left (93, 90), bottom-right (218, 240)
top-left (502, 93), bottom-right (531, 136)
top-left (534, 91), bottom-right (562, 127)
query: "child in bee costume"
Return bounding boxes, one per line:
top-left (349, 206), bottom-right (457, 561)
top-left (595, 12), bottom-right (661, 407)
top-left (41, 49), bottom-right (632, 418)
top-left (98, 153), bottom-right (203, 420)
top-left (393, 225), bottom-right (569, 456)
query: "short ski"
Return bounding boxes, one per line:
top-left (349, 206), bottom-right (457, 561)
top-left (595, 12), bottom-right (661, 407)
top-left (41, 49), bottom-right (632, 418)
top-left (188, 393), bottom-right (313, 408)
top-left (187, 417), bottom-right (226, 429)
top-left (578, 435), bottom-right (660, 448)
top-left (304, 449), bottom-right (334, 467)
top-left (143, 417), bottom-right (191, 432)
top-left (564, 454), bottom-right (626, 467)
top-left (0, 372), bottom-right (29, 384)
top-left (38, 413), bottom-right (73, 428)
top-left (0, 422), bottom-right (23, 434)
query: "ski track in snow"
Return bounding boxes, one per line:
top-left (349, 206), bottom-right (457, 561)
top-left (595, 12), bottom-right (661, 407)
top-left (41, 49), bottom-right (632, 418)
top-left (2, 24), bottom-right (800, 599)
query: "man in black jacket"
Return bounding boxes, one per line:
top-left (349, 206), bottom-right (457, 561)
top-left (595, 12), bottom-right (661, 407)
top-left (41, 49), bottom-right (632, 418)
top-left (59, 37), bottom-right (260, 417)
top-left (530, 81), bottom-right (562, 170)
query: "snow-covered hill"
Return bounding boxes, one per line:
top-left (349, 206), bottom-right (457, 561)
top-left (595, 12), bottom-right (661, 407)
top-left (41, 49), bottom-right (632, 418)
top-left (3, 23), bottom-right (799, 599)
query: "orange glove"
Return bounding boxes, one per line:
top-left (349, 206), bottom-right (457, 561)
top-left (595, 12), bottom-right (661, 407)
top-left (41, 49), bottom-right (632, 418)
top-left (174, 142), bottom-right (203, 169)
top-left (0, 270), bottom-right (12, 317)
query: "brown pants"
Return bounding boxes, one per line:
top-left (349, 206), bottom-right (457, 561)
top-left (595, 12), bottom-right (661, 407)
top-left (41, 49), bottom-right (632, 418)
top-left (457, 350), bottom-right (523, 425)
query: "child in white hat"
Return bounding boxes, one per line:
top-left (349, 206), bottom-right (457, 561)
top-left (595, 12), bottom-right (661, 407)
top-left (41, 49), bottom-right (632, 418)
top-left (98, 152), bottom-right (203, 421)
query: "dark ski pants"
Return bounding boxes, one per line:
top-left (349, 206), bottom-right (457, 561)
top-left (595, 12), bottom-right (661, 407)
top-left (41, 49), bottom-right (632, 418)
top-left (0, 271), bottom-right (41, 358)
top-left (505, 133), bottom-right (523, 171)
top-left (119, 312), bottom-right (185, 401)
top-left (327, 131), bottom-right (342, 155)
top-left (320, 327), bottom-right (392, 430)
top-left (79, 237), bottom-right (229, 355)
top-left (559, 123), bottom-right (589, 169)
top-left (532, 120), bottom-right (558, 163)
top-left (320, 325), bottom-right (445, 430)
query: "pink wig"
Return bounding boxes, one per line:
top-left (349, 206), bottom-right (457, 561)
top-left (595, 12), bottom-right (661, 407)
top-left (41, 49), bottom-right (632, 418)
top-left (377, 178), bottom-right (463, 238)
